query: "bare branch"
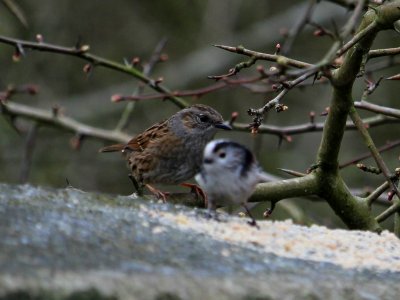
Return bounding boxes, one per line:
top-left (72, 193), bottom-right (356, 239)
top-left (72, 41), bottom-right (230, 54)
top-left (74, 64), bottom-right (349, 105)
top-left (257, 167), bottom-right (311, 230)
top-left (281, 0), bottom-right (318, 55)
top-left (355, 100), bottom-right (400, 118)
top-left (0, 35), bottom-right (188, 108)
top-left (115, 37), bottom-right (169, 131)
top-left (341, 0), bottom-right (367, 39)
top-left (349, 106), bottom-right (400, 200)
top-left (340, 139), bottom-right (400, 169)
top-left (1, 101), bottom-right (131, 143)
top-left (213, 44), bottom-right (312, 69)
top-left (368, 47), bottom-right (400, 59)
top-left (366, 181), bottom-right (390, 206)
top-left (337, 20), bottom-right (377, 57)
top-left (232, 115), bottom-right (400, 137)
top-left (376, 199), bottom-right (400, 223)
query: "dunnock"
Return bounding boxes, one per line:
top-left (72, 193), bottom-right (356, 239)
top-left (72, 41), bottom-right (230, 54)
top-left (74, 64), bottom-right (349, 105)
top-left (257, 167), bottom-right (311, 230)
top-left (100, 104), bottom-right (231, 200)
top-left (195, 139), bottom-right (270, 227)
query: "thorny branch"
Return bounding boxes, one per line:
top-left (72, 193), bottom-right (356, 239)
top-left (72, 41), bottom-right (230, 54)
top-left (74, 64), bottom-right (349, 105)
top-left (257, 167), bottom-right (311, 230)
top-left (1, 0), bottom-right (400, 234)
top-left (0, 35), bottom-right (189, 109)
top-left (247, 68), bottom-right (319, 132)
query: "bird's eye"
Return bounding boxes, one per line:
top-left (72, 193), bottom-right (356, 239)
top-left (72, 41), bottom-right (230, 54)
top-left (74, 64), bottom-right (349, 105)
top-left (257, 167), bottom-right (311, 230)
top-left (198, 114), bottom-right (210, 123)
top-left (219, 152), bottom-right (226, 158)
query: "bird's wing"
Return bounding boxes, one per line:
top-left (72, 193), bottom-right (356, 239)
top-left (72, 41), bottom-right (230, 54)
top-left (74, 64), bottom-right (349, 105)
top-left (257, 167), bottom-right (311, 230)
top-left (124, 119), bottom-right (169, 152)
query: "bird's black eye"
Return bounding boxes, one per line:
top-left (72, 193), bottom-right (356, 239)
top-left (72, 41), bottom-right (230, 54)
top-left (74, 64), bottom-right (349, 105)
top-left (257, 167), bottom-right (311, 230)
top-left (198, 114), bottom-right (210, 123)
top-left (219, 152), bottom-right (226, 158)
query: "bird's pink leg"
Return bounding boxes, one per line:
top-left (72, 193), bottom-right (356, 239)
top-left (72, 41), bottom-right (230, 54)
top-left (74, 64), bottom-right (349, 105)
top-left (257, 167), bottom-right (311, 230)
top-left (145, 184), bottom-right (170, 203)
top-left (181, 183), bottom-right (208, 206)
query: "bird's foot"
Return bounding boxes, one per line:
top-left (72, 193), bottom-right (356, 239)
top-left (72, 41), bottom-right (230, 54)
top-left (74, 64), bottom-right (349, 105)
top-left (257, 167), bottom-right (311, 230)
top-left (181, 182), bottom-right (207, 205)
top-left (247, 219), bottom-right (260, 229)
top-left (145, 184), bottom-right (170, 203)
top-left (262, 201), bottom-right (276, 218)
top-left (242, 203), bottom-right (260, 229)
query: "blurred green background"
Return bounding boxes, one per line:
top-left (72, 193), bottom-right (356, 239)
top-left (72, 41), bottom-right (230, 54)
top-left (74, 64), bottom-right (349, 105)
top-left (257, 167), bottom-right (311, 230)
top-left (0, 0), bottom-right (399, 228)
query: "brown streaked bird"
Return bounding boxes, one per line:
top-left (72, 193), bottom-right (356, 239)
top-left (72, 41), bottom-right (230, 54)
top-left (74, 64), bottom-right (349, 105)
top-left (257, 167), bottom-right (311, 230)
top-left (99, 104), bottom-right (231, 200)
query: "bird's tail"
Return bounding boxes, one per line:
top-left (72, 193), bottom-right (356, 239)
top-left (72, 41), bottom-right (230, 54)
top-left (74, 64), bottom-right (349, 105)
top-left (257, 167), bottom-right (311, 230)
top-left (98, 144), bottom-right (125, 153)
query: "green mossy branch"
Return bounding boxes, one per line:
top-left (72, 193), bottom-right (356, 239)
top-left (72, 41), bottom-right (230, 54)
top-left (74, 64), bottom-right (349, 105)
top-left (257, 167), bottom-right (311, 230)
top-left (249, 174), bottom-right (318, 204)
top-left (251, 1), bottom-right (400, 232)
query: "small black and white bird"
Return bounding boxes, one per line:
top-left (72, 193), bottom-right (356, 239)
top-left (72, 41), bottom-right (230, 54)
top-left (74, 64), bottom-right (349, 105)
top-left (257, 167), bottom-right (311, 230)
top-left (195, 139), bottom-right (270, 227)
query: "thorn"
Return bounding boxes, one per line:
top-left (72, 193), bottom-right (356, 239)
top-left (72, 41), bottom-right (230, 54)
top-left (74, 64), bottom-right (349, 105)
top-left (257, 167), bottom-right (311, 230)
top-left (52, 104), bottom-right (61, 117)
top-left (386, 73), bottom-right (400, 81)
top-left (278, 136), bottom-right (283, 148)
top-left (16, 43), bottom-right (25, 57)
top-left (123, 57), bottom-right (131, 67)
top-left (277, 168), bottom-right (306, 177)
top-left (313, 72), bottom-right (319, 84)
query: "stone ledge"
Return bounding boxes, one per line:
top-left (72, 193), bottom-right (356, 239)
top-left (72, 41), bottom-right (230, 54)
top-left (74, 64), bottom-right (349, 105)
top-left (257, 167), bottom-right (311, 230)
top-left (0, 183), bottom-right (399, 300)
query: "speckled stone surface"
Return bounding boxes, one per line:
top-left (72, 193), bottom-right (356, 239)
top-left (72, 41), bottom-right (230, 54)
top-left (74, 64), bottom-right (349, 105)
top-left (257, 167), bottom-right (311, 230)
top-left (0, 183), bottom-right (399, 300)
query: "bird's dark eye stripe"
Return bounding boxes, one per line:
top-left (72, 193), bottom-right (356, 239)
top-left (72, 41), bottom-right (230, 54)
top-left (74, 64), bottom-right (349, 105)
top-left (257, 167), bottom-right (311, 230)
top-left (213, 141), bottom-right (230, 153)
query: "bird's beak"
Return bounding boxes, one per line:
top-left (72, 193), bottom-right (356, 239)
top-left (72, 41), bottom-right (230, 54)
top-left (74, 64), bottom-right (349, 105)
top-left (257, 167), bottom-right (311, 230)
top-left (203, 158), bottom-right (214, 164)
top-left (214, 122), bottom-right (232, 130)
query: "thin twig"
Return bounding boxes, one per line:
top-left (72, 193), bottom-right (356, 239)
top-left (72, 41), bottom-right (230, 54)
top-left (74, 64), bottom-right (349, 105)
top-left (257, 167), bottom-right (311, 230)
top-left (112, 76), bottom-right (261, 102)
top-left (277, 168), bottom-right (307, 177)
top-left (366, 181), bottom-right (390, 206)
top-left (0, 35), bottom-right (188, 108)
top-left (368, 47), bottom-right (400, 59)
top-left (355, 100), bottom-right (400, 118)
top-left (246, 68), bottom-right (326, 131)
top-left (281, 0), bottom-right (318, 55)
top-left (340, 0), bottom-right (366, 39)
top-left (349, 106), bottom-right (400, 199)
top-left (336, 20), bottom-right (377, 57)
top-left (232, 114), bottom-right (400, 136)
top-left (340, 139), bottom-right (400, 168)
top-left (376, 199), bottom-right (400, 223)
top-left (213, 44), bottom-right (312, 69)
top-left (115, 37), bottom-right (168, 131)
